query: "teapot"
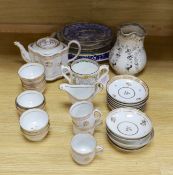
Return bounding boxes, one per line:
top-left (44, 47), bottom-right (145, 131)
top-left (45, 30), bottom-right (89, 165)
top-left (14, 37), bottom-right (81, 81)
top-left (109, 23), bottom-right (147, 75)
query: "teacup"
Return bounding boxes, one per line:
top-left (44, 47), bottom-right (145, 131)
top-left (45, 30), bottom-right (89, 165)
top-left (19, 108), bottom-right (49, 141)
top-left (18, 63), bottom-right (46, 93)
top-left (71, 133), bottom-right (103, 165)
top-left (61, 59), bottom-right (109, 85)
top-left (69, 101), bottom-right (102, 130)
top-left (72, 123), bottom-right (95, 135)
top-left (15, 90), bottom-right (46, 115)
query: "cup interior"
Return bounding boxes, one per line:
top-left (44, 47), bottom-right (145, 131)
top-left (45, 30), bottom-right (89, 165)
top-left (16, 90), bottom-right (44, 108)
top-left (20, 109), bottom-right (48, 132)
top-left (71, 134), bottom-right (96, 154)
top-left (18, 63), bottom-right (44, 79)
top-left (72, 60), bottom-right (98, 75)
top-left (70, 102), bottom-right (93, 118)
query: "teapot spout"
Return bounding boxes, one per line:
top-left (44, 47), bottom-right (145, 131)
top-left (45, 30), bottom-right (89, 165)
top-left (14, 41), bottom-right (31, 63)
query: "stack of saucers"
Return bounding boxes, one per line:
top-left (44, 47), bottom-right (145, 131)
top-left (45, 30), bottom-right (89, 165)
top-left (53, 22), bottom-right (114, 62)
top-left (18, 63), bottom-right (46, 93)
top-left (106, 75), bottom-right (149, 111)
top-left (106, 108), bottom-right (154, 151)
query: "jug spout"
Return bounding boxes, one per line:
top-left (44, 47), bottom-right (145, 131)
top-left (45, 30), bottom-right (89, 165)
top-left (14, 41), bottom-right (31, 63)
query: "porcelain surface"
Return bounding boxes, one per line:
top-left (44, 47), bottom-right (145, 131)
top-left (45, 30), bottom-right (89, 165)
top-left (61, 59), bottom-right (109, 85)
top-left (106, 108), bottom-right (152, 139)
top-left (109, 23), bottom-right (147, 75)
top-left (107, 75), bottom-right (149, 104)
top-left (69, 101), bottom-right (102, 130)
top-left (59, 82), bottom-right (103, 103)
top-left (71, 133), bottom-right (103, 165)
top-left (16, 90), bottom-right (45, 114)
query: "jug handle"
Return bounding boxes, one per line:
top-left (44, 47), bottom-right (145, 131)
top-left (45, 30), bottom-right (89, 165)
top-left (67, 40), bottom-right (81, 63)
top-left (61, 65), bottom-right (72, 83)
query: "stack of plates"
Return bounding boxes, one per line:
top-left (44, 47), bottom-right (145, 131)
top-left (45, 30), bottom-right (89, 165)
top-left (106, 108), bottom-right (154, 151)
top-left (106, 75), bottom-right (149, 111)
top-left (53, 23), bottom-right (114, 62)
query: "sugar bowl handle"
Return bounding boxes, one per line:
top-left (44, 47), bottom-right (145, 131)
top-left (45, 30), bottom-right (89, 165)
top-left (94, 83), bottom-right (104, 95)
top-left (98, 65), bottom-right (109, 83)
top-left (93, 109), bottom-right (102, 127)
top-left (61, 65), bottom-right (72, 83)
top-left (96, 145), bottom-right (104, 155)
top-left (68, 40), bottom-right (81, 63)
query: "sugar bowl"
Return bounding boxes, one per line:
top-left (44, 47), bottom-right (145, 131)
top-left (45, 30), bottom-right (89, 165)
top-left (61, 58), bottom-right (109, 85)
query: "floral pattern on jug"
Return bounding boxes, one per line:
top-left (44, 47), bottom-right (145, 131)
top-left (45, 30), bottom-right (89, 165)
top-left (109, 23), bottom-right (147, 75)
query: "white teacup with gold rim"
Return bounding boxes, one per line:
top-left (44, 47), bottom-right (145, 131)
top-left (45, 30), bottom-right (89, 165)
top-left (15, 90), bottom-right (46, 115)
top-left (61, 58), bottom-right (109, 85)
top-left (19, 108), bottom-right (49, 141)
top-left (71, 133), bottom-right (103, 165)
top-left (72, 123), bottom-right (95, 135)
top-left (69, 101), bottom-right (102, 130)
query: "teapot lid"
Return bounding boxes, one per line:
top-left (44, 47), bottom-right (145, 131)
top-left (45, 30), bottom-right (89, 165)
top-left (36, 37), bottom-right (60, 49)
top-left (31, 37), bottom-right (65, 56)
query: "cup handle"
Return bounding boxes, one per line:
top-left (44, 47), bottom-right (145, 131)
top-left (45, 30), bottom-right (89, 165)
top-left (93, 109), bottom-right (102, 127)
top-left (61, 65), bottom-right (72, 83)
top-left (98, 65), bottom-right (109, 83)
top-left (94, 83), bottom-right (104, 96)
top-left (96, 145), bottom-right (104, 155)
top-left (67, 40), bottom-right (81, 63)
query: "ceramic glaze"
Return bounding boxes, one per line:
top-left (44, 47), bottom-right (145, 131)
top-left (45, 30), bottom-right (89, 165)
top-left (72, 124), bottom-right (95, 135)
top-left (109, 23), bottom-right (147, 75)
top-left (20, 109), bottom-right (49, 132)
top-left (61, 59), bottom-right (109, 85)
top-left (59, 83), bottom-right (103, 103)
top-left (72, 61), bottom-right (98, 74)
top-left (69, 101), bottom-right (102, 130)
top-left (18, 63), bottom-right (44, 80)
top-left (16, 91), bottom-right (44, 108)
top-left (71, 133), bottom-right (103, 165)
top-left (106, 108), bottom-right (152, 139)
top-left (71, 134), bottom-right (96, 154)
top-left (71, 102), bottom-right (93, 118)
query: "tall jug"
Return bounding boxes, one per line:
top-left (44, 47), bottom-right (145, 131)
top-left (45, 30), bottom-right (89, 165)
top-left (109, 23), bottom-right (147, 75)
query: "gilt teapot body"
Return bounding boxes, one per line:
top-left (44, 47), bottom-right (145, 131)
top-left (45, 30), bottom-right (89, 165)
top-left (14, 37), bottom-right (81, 81)
top-left (109, 23), bottom-right (147, 75)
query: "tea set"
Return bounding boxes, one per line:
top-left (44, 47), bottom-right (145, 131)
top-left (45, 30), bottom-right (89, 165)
top-left (14, 37), bottom-right (81, 81)
top-left (14, 22), bottom-right (154, 165)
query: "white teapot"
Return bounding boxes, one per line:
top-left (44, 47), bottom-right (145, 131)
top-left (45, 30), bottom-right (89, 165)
top-left (14, 37), bottom-right (81, 81)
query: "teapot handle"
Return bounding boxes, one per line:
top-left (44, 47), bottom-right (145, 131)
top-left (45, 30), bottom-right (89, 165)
top-left (67, 40), bottom-right (81, 63)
